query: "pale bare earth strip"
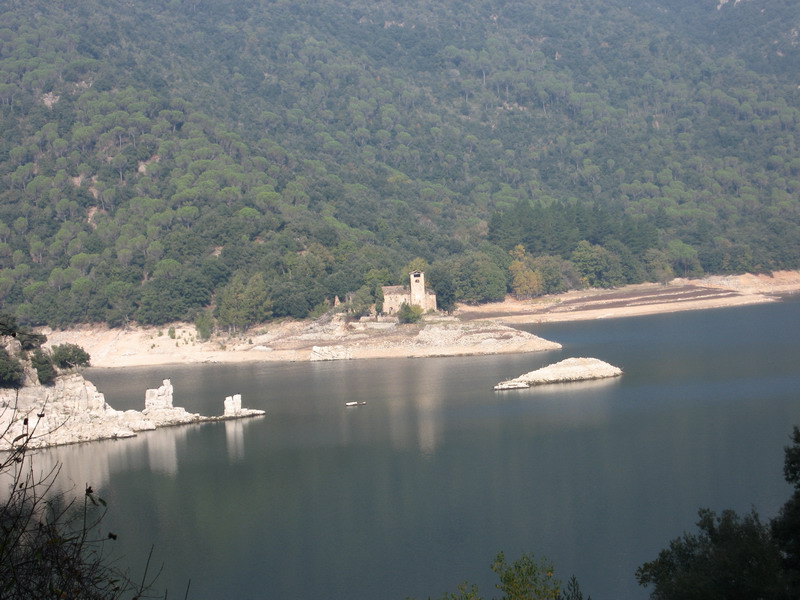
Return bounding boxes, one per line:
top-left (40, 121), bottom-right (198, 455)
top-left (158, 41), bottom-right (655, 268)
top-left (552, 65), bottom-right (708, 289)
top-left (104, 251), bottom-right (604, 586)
top-left (456, 271), bottom-right (800, 324)
top-left (42, 319), bottom-right (560, 368)
top-left (40, 272), bottom-right (800, 368)
top-left (488, 291), bottom-right (776, 324)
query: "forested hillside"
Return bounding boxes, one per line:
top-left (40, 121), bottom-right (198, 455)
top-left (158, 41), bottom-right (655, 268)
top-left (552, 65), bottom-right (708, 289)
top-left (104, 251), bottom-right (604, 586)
top-left (1, 0), bottom-right (799, 328)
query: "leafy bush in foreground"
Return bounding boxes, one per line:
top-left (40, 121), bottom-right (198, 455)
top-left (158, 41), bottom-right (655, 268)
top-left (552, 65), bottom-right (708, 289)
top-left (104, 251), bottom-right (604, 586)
top-left (0, 347), bottom-right (24, 389)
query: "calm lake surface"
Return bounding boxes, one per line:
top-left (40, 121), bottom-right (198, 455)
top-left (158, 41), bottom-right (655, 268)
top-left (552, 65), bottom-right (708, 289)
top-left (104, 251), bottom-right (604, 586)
top-left (44, 298), bottom-right (800, 600)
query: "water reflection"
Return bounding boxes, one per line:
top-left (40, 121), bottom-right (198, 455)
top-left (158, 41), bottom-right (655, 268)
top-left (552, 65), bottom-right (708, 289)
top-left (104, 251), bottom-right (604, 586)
top-left (224, 419), bottom-right (244, 462)
top-left (20, 413), bottom-right (268, 501)
top-left (384, 358), bottom-right (448, 454)
top-left (146, 427), bottom-right (185, 475)
top-left (412, 358), bottom-right (447, 455)
top-left (25, 436), bottom-right (147, 498)
top-left (23, 427), bottom-right (183, 497)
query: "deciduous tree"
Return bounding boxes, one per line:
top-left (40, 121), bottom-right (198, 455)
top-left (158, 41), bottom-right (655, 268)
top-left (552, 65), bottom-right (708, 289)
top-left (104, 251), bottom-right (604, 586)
top-left (772, 427), bottom-right (800, 597)
top-left (636, 508), bottom-right (788, 600)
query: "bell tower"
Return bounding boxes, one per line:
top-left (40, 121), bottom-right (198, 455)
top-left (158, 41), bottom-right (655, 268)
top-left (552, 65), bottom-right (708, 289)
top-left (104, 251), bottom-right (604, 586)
top-left (410, 271), bottom-right (427, 309)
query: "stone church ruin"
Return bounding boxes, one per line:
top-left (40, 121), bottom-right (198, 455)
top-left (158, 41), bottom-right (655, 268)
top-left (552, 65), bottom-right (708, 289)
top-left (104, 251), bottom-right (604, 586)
top-left (381, 271), bottom-right (437, 314)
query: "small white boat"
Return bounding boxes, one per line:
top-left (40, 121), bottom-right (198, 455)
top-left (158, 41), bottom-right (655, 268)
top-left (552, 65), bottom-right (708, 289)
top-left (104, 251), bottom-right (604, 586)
top-left (345, 401), bottom-right (366, 407)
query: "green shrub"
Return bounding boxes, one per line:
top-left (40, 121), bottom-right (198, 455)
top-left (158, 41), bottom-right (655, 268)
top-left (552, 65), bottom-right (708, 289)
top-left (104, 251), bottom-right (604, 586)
top-left (50, 343), bottom-right (91, 369)
top-left (31, 348), bottom-right (56, 385)
top-left (397, 302), bottom-right (424, 324)
top-left (0, 348), bottom-right (24, 388)
top-left (194, 310), bottom-right (214, 341)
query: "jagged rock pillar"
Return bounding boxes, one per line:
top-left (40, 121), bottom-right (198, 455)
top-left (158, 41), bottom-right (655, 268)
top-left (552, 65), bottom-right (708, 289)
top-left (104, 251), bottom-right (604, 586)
top-left (145, 379), bottom-right (174, 410)
top-left (224, 393), bottom-right (242, 417)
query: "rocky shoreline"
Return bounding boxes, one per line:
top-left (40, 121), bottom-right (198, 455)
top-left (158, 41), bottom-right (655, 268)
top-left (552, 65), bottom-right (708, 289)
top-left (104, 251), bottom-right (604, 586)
top-left (0, 375), bottom-right (264, 452)
top-left (40, 271), bottom-right (800, 370)
top-left (43, 315), bottom-right (562, 369)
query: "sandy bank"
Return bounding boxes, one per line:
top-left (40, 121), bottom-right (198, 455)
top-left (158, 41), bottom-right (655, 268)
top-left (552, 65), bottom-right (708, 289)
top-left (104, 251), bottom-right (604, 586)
top-left (456, 271), bottom-right (800, 324)
top-left (43, 317), bottom-right (561, 369)
top-left (41, 271), bottom-right (800, 369)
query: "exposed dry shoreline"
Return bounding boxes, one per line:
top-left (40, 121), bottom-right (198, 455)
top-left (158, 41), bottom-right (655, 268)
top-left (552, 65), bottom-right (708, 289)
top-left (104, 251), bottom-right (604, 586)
top-left (456, 271), bottom-right (800, 323)
top-left (42, 271), bottom-right (800, 369)
top-left (43, 317), bottom-right (563, 369)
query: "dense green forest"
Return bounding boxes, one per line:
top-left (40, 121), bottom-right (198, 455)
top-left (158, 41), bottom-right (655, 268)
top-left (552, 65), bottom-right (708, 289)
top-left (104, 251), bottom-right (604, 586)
top-left (1, 0), bottom-right (799, 328)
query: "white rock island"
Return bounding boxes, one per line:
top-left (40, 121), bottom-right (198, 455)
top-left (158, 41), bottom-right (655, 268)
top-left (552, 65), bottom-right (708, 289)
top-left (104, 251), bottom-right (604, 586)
top-left (494, 357), bottom-right (623, 390)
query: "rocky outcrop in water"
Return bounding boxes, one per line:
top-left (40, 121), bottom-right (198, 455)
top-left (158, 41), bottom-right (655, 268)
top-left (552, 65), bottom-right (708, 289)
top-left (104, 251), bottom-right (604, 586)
top-left (494, 357), bottom-right (623, 390)
top-left (0, 376), bottom-right (264, 451)
top-left (0, 373), bottom-right (148, 449)
top-left (141, 379), bottom-right (204, 424)
top-left (223, 393), bottom-right (264, 418)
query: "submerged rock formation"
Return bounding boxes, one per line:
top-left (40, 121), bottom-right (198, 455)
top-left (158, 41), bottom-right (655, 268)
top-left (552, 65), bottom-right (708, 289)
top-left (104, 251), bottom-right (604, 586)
top-left (223, 393), bottom-right (263, 418)
top-left (494, 357), bottom-right (623, 390)
top-left (0, 376), bottom-right (264, 451)
top-left (141, 378), bottom-right (203, 424)
top-left (145, 379), bottom-right (176, 410)
top-left (224, 393), bottom-right (242, 416)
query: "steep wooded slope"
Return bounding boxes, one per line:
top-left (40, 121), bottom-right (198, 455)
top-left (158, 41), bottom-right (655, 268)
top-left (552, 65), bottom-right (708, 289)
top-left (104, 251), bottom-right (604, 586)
top-left (1, 0), bottom-right (799, 327)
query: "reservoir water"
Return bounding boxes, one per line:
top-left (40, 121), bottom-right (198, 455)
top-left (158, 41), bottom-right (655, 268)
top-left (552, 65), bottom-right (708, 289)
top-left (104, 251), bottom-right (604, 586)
top-left (42, 298), bottom-right (800, 599)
